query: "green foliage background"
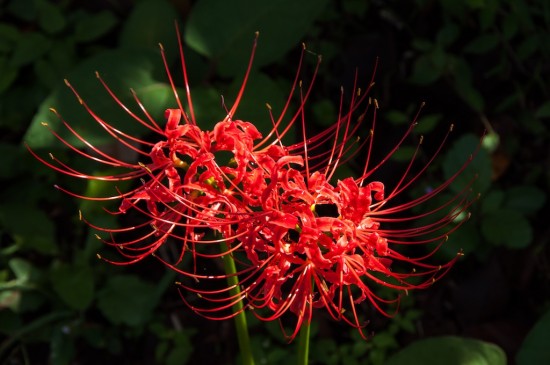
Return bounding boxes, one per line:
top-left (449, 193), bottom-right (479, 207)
top-left (1, 0), bottom-right (549, 364)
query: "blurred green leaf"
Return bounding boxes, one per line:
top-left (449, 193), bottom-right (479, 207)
top-left (502, 15), bottom-right (518, 40)
top-left (385, 109), bottom-right (410, 125)
top-left (312, 98), bottom-right (337, 127)
top-left (466, 0), bottom-right (485, 9)
top-left (50, 262), bottom-right (94, 311)
top-left (342, 0), bottom-right (369, 15)
top-left (37, 0), bottom-right (66, 34)
top-left (480, 189), bottom-right (504, 214)
top-left (371, 332), bottom-right (399, 348)
top-left (464, 34), bottom-right (499, 54)
top-left (0, 204), bottom-right (57, 255)
top-left (119, 0), bottom-right (178, 53)
top-left (74, 10), bottom-right (118, 43)
top-left (185, 0), bottom-right (329, 77)
top-left (165, 331), bottom-right (195, 365)
top-left (7, 0), bottom-right (37, 21)
top-left (0, 309), bottom-right (22, 334)
top-left (0, 56), bottom-right (18, 93)
top-left (409, 53), bottom-right (443, 85)
top-left (97, 275), bottom-right (159, 326)
top-left (477, 0), bottom-right (499, 30)
top-left (415, 113), bottom-right (442, 133)
top-left (0, 23), bottom-right (21, 44)
top-left (50, 324), bottom-right (75, 365)
top-left (34, 58), bottom-right (59, 88)
top-left (442, 133), bottom-right (491, 195)
top-left (390, 145), bottom-right (417, 162)
top-left (504, 185), bottom-right (546, 215)
top-left (411, 38), bottom-right (433, 52)
top-left (454, 82), bottom-right (484, 112)
top-left (436, 23), bottom-right (459, 47)
top-left (48, 38), bottom-right (77, 72)
top-left (441, 221), bottom-right (481, 259)
top-left (10, 32), bottom-right (52, 67)
top-left (386, 336), bottom-right (506, 365)
top-left (481, 209), bottom-right (533, 248)
top-left (25, 49), bottom-right (173, 149)
top-left (517, 309), bottom-right (550, 365)
top-left (517, 36), bottom-right (539, 60)
top-left (509, 1), bottom-right (535, 32)
top-left (535, 101), bottom-right (550, 119)
top-left (9, 258), bottom-right (34, 283)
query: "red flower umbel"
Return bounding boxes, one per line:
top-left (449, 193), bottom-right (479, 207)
top-left (179, 75), bottom-right (479, 339)
top-left (28, 26), bottom-right (479, 341)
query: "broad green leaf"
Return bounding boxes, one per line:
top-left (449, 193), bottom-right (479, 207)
top-left (185, 0), bottom-right (329, 77)
top-left (480, 189), bottom-right (504, 214)
top-left (517, 309), bottom-right (550, 365)
top-left (25, 49), bottom-right (173, 149)
top-left (50, 262), bottom-right (94, 311)
top-left (409, 53), bottom-right (443, 85)
top-left (0, 23), bottom-right (21, 43)
top-left (454, 82), bottom-right (485, 112)
top-left (0, 203), bottom-right (57, 255)
top-left (48, 38), bottom-right (76, 72)
top-left (9, 258), bottom-right (33, 283)
top-left (390, 145), bottom-right (417, 162)
top-left (37, 0), bottom-right (66, 34)
top-left (10, 32), bottom-right (52, 67)
top-left (442, 133), bottom-right (491, 195)
top-left (504, 186), bottom-right (546, 215)
top-left (119, 0), bottom-right (179, 55)
top-left (480, 209), bottom-right (533, 248)
top-left (385, 110), bottom-right (410, 125)
top-left (97, 275), bottom-right (159, 326)
top-left (415, 113), bottom-right (442, 133)
top-left (386, 336), bottom-right (506, 365)
top-left (439, 220), bottom-right (481, 260)
top-left (74, 10), bottom-right (118, 43)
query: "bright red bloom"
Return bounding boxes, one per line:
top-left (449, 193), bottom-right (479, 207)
top-left (178, 71), bottom-right (479, 340)
top-left (28, 26), bottom-right (479, 341)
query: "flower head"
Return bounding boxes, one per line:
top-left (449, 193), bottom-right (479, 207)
top-left (174, 61), bottom-right (479, 340)
top-left (28, 25), bottom-right (479, 341)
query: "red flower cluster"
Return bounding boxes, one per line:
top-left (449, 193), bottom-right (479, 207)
top-left (28, 29), bottom-right (478, 340)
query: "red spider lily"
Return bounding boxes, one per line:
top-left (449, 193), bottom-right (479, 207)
top-left (24, 29), bottom-right (272, 269)
top-left (176, 73), bottom-right (480, 341)
top-left (25, 27), bottom-right (321, 275)
top-left (27, 24), bottom-right (480, 342)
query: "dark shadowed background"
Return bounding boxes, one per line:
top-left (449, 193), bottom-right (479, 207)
top-left (1, 0), bottom-right (549, 364)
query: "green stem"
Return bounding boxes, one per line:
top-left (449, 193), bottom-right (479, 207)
top-left (296, 318), bottom-right (311, 365)
top-left (221, 245), bottom-right (255, 365)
